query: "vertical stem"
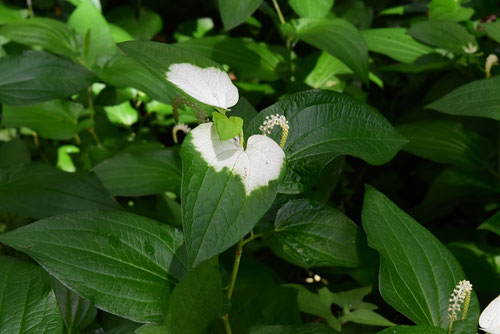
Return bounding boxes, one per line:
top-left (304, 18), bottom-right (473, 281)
top-left (448, 320), bottom-right (453, 334)
top-left (87, 86), bottom-right (101, 145)
top-left (227, 239), bottom-right (244, 299)
top-left (271, 0), bottom-right (286, 25)
top-left (27, 0), bottom-right (34, 18)
top-left (498, 121), bottom-right (500, 178)
top-left (222, 314), bottom-right (232, 334)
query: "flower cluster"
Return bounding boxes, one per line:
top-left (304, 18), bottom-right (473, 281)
top-left (448, 280), bottom-right (473, 322)
top-left (259, 114), bottom-right (289, 149)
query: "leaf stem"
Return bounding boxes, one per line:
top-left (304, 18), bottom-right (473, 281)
top-left (222, 314), bottom-right (232, 334)
top-left (272, 0), bottom-right (286, 25)
top-left (87, 86), bottom-right (101, 145)
top-left (26, 0), bottom-right (34, 18)
top-left (448, 320), bottom-right (453, 334)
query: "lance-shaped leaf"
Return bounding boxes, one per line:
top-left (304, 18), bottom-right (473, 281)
top-left (247, 90), bottom-right (406, 193)
top-left (0, 210), bottom-right (188, 323)
top-left (181, 122), bottom-right (286, 267)
top-left (218, 0), bottom-right (262, 31)
top-left (0, 257), bottom-right (63, 333)
top-left (361, 186), bottom-right (479, 333)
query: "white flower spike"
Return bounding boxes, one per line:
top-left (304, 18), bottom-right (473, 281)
top-left (166, 63), bottom-right (239, 110)
top-left (480, 295), bottom-right (500, 334)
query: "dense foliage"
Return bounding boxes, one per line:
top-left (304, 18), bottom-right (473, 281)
top-left (0, 0), bottom-right (499, 333)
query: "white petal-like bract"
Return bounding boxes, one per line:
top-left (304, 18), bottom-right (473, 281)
top-left (191, 123), bottom-right (285, 195)
top-left (166, 63), bottom-right (239, 109)
top-left (480, 295), bottom-right (500, 334)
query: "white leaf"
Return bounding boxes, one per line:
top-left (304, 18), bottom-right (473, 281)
top-left (480, 295), bottom-right (500, 334)
top-left (166, 63), bottom-right (239, 109)
top-left (191, 122), bottom-right (285, 195)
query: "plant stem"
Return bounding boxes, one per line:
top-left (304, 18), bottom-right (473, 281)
top-left (498, 121), bottom-right (500, 178)
top-left (27, 0), bottom-right (34, 18)
top-left (272, 0), bottom-right (286, 25)
top-left (222, 314), bottom-right (232, 334)
top-left (448, 320), bottom-right (453, 334)
top-left (87, 86), bottom-right (101, 145)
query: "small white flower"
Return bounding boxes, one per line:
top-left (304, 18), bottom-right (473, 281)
top-left (259, 114), bottom-right (290, 148)
top-left (462, 42), bottom-right (478, 54)
top-left (480, 295), bottom-right (500, 334)
top-left (166, 63), bottom-right (239, 110)
top-left (448, 280), bottom-right (473, 321)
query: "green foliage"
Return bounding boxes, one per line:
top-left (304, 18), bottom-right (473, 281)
top-left (0, 0), bottom-right (498, 333)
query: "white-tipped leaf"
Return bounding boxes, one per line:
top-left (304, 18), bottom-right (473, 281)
top-left (480, 295), bottom-right (500, 334)
top-left (166, 64), bottom-right (239, 109)
top-left (181, 122), bottom-right (286, 266)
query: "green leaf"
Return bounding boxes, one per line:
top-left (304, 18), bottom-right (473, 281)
top-left (177, 36), bottom-right (286, 81)
top-left (0, 256), bottom-right (64, 333)
top-left (93, 149), bottom-right (182, 196)
top-left (289, 0), bottom-right (334, 18)
top-left (107, 5), bottom-right (163, 40)
top-left (218, 0), bottom-right (263, 30)
top-left (361, 186), bottom-right (479, 333)
top-left (479, 211), bottom-right (500, 236)
top-left (57, 145), bottom-right (80, 173)
top-left (68, 1), bottom-right (116, 67)
top-left (118, 41), bottom-right (224, 105)
top-left (213, 112), bottom-right (244, 141)
top-left (408, 20), bottom-right (477, 54)
top-left (230, 97), bottom-right (258, 133)
top-left (104, 101), bottom-right (138, 126)
top-left (0, 18), bottom-right (79, 58)
top-left (0, 138), bottom-right (30, 168)
top-left (247, 90), bottom-right (406, 193)
top-left (0, 3), bottom-right (28, 24)
top-left (97, 54), bottom-right (178, 104)
top-left (3, 100), bottom-right (85, 140)
top-left (378, 325), bottom-right (447, 334)
top-left (285, 285), bottom-right (341, 330)
top-left (426, 77), bottom-right (500, 119)
top-left (0, 164), bottom-right (119, 219)
top-left (429, 0), bottom-right (474, 22)
top-left (340, 309), bottom-right (395, 327)
top-left (52, 279), bottom-right (97, 333)
top-left (362, 28), bottom-right (435, 64)
top-left (162, 257), bottom-right (222, 333)
top-left (303, 52), bottom-right (351, 91)
top-left (0, 210), bottom-right (188, 323)
top-left (282, 18), bottom-right (369, 83)
top-left (482, 21), bottom-right (500, 44)
top-left (181, 123), bottom-right (286, 267)
top-left (271, 199), bottom-right (361, 267)
top-left (396, 120), bottom-right (491, 168)
top-left (0, 51), bottom-right (94, 106)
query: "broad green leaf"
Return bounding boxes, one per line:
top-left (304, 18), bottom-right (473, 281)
top-left (0, 51), bottom-right (94, 106)
top-left (181, 122), bottom-right (286, 266)
top-left (340, 309), bottom-right (395, 327)
top-left (408, 20), bottom-right (477, 54)
top-left (107, 6), bottom-right (163, 40)
top-left (109, 23), bottom-right (134, 43)
top-left (0, 18), bottom-right (79, 58)
top-left (479, 211), bottom-right (500, 236)
top-left (0, 3), bottom-right (28, 24)
top-left (0, 210), bottom-right (188, 323)
top-left (271, 199), bottom-right (361, 267)
top-left (97, 54), bottom-right (178, 104)
top-left (0, 257), bottom-right (64, 333)
top-left (162, 257), bottom-right (222, 333)
top-left (289, 0), bottom-right (334, 18)
top-left (175, 17), bottom-right (215, 42)
top-left (213, 112), bottom-right (244, 141)
top-left (104, 101), bottom-right (138, 126)
top-left (247, 90), bottom-right (406, 193)
top-left (177, 36), bottom-right (286, 81)
top-left (429, 0), bottom-right (474, 22)
top-left (68, 1), bottom-right (116, 67)
top-left (426, 77), bottom-right (500, 119)
top-left (482, 21), bottom-right (500, 44)
top-left (218, 0), bottom-right (262, 30)
top-left (0, 138), bottom-right (30, 168)
top-left (286, 285), bottom-right (341, 330)
top-left (230, 97), bottom-right (258, 133)
top-left (361, 186), bottom-right (479, 333)
top-left (93, 149), bottom-right (182, 196)
top-left (52, 279), bottom-right (97, 333)
top-left (249, 326), bottom-right (295, 334)
top-left (57, 145), bottom-right (80, 173)
top-left (303, 52), bottom-right (351, 91)
top-left (329, 286), bottom-right (377, 311)
top-left (396, 120), bottom-right (491, 167)
top-left (0, 164), bottom-right (118, 219)
top-left (282, 18), bottom-right (369, 83)
top-left (3, 100), bottom-right (85, 140)
top-left (362, 28), bottom-right (434, 64)
top-left (118, 41), bottom-right (227, 107)
top-left (379, 325), bottom-right (447, 334)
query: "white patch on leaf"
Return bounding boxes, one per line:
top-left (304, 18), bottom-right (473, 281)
top-left (480, 295), bottom-right (500, 334)
top-left (191, 123), bottom-right (285, 195)
top-left (166, 63), bottom-right (239, 109)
